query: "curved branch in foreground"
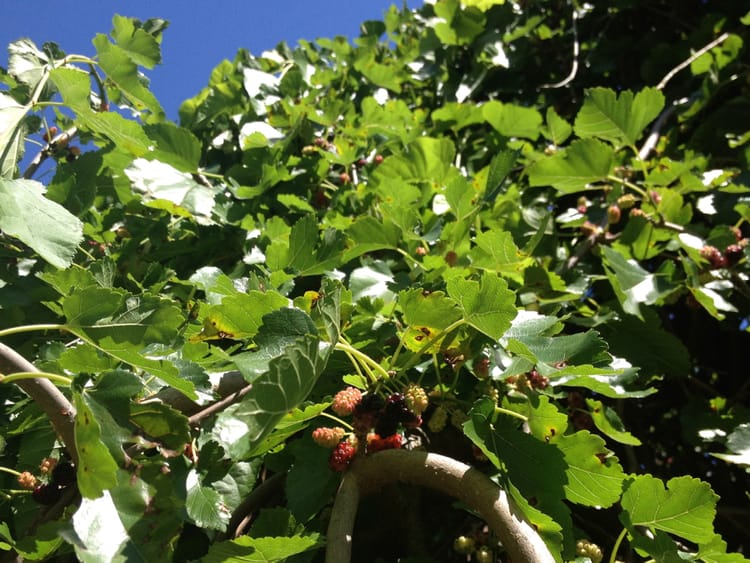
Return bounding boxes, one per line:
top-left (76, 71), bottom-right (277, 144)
top-left (326, 449), bottom-right (555, 563)
top-left (0, 343), bottom-right (77, 464)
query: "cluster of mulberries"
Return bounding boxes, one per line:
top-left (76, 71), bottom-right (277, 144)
top-left (314, 385), bottom-right (428, 471)
top-left (25, 458), bottom-right (76, 505)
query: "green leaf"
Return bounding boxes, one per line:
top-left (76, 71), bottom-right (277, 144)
top-left (399, 288), bottom-right (463, 331)
top-left (602, 308), bottom-right (690, 379)
top-left (49, 67), bottom-right (152, 155)
top-left (526, 138), bottom-right (614, 194)
top-left (185, 469), bottom-right (231, 531)
top-left (446, 271), bottom-right (517, 339)
top-left (7, 39), bottom-right (50, 89)
top-left (483, 100), bottom-right (542, 140)
top-left (204, 534), bottom-right (323, 563)
top-left (71, 492), bottom-right (129, 563)
top-left (586, 399), bottom-right (642, 446)
top-left (463, 398), bottom-right (573, 542)
top-left (712, 423), bottom-right (750, 467)
top-left (0, 92), bottom-right (28, 178)
top-left (574, 87), bottom-right (664, 147)
top-left (93, 34), bottom-right (164, 117)
top-left (0, 178), bottom-right (83, 268)
top-left (129, 401), bottom-right (190, 450)
top-left (508, 330), bottom-right (611, 370)
top-left (125, 158), bottom-right (215, 223)
top-left (144, 122), bottom-right (202, 172)
top-left (544, 107), bottom-right (573, 145)
top-left (110, 15), bottom-right (163, 69)
top-left (195, 290), bottom-right (289, 341)
top-left (74, 393), bottom-right (119, 498)
top-left (212, 316), bottom-right (330, 459)
top-left (286, 438), bottom-right (340, 521)
top-left (555, 431), bottom-right (625, 507)
top-left (620, 474), bottom-right (718, 544)
top-left (470, 229), bottom-right (532, 281)
top-left (344, 216), bottom-right (401, 262)
top-left (600, 246), bottom-right (677, 318)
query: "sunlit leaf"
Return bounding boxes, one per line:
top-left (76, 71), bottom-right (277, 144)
top-left (204, 534), bottom-right (323, 563)
top-left (620, 474), bottom-right (718, 544)
top-left (125, 158), bottom-right (215, 223)
top-left (574, 87), bottom-right (664, 148)
top-left (483, 100), bottom-right (542, 140)
top-left (0, 178), bottom-right (83, 267)
top-left (110, 14), bottom-right (163, 69)
top-left (446, 271), bottom-right (517, 339)
top-left (0, 92), bottom-right (28, 178)
top-left (185, 469), bottom-right (231, 531)
top-left (74, 393), bottom-right (119, 499)
top-left (526, 138), bottom-right (614, 193)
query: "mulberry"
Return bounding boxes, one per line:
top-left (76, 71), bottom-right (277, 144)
top-left (331, 386), bottom-right (362, 416)
top-left (404, 384), bottom-right (429, 415)
top-left (17, 471), bottom-right (38, 490)
top-left (312, 426), bottom-right (346, 448)
top-left (328, 440), bottom-right (357, 472)
top-left (367, 432), bottom-right (402, 453)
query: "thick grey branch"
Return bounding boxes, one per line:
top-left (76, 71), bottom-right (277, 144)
top-left (0, 343), bottom-right (77, 464)
top-left (326, 450), bottom-right (555, 563)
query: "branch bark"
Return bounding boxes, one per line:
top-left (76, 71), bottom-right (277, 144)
top-left (0, 343), bottom-right (77, 464)
top-left (326, 449), bottom-right (555, 563)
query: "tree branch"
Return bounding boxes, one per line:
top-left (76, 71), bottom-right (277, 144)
top-left (187, 383), bottom-right (253, 426)
top-left (0, 344), bottom-right (77, 464)
top-left (326, 450), bottom-right (555, 563)
top-left (656, 32), bottom-right (730, 91)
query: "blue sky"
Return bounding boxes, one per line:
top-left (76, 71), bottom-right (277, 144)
top-left (1, 0), bottom-right (419, 121)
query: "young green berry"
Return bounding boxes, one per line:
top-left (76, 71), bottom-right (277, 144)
top-left (404, 384), bottom-right (429, 415)
top-left (312, 426), bottom-right (346, 448)
top-left (331, 387), bottom-right (362, 416)
top-left (474, 546), bottom-right (494, 563)
top-left (427, 405), bottom-right (448, 433)
top-left (453, 535), bottom-right (475, 554)
top-left (576, 539), bottom-right (603, 563)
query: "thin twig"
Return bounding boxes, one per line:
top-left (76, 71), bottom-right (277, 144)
top-left (540, 6), bottom-right (579, 89)
top-left (187, 384), bottom-right (253, 426)
top-left (656, 32), bottom-right (730, 90)
top-left (220, 472), bottom-right (286, 540)
top-left (22, 126), bottom-right (78, 180)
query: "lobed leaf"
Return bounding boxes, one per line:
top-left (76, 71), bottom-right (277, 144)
top-left (620, 474), bottom-right (719, 544)
top-left (0, 178), bottom-right (83, 268)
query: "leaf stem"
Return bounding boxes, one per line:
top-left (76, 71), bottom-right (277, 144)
top-left (0, 466), bottom-right (23, 478)
top-left (609, 527), bottom-right (628, 563)
top-left (335, 341), bottom-right (391, 382)
top-left (494, 406), bottom-right (528, 422)
top-left (0, 324), bottom-right (67, 339)
top-left (320, 411), bottom-right (354, 431)
top-left (606, 174), bottom-right (647, 199)
top-left (0, 372), bottom-right (72, 386)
